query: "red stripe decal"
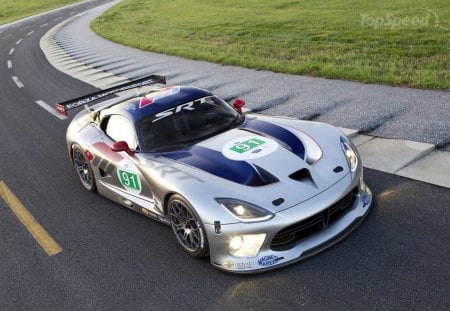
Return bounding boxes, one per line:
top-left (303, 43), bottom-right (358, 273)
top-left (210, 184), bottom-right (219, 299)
top-left (139, 97), bottom-right (153, 109)
top-left (92, 142), bottom-right (124, 162)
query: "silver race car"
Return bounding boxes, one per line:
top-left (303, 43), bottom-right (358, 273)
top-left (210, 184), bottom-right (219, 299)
top-left (57, 75), bottom-right (372, 273)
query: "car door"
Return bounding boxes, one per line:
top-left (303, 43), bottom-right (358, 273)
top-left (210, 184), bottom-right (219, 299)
top-left (91, 114), bottom-right (154, 206)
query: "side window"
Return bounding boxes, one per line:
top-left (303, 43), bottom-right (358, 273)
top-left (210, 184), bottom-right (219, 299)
top-left (105, 115), bottom-right (137, 149)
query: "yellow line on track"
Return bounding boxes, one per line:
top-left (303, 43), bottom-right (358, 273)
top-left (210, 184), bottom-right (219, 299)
top-left (0, 181), bottom-right (62, 256)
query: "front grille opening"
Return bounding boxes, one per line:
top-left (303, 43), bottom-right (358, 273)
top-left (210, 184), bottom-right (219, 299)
top-left (270, 187), bottom-right (358, 251)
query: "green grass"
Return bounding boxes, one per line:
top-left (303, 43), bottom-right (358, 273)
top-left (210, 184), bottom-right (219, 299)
top-left (0, 0), bottom-right (81, 25)
top-left (92, 0), bottom-right (449, 89)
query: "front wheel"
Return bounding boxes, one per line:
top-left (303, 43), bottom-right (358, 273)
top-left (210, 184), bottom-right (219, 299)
top-left (72, 144), bottom-right (96, 192)
top-left (168, 195), bottom-right (209, 257)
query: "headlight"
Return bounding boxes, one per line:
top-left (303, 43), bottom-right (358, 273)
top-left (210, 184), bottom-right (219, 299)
top-left (228, 234), bottom-right (266, 257)
top-left (215, 198), bottom-right (274, 222)
top-left (341, 138), bottom-right (358, 172)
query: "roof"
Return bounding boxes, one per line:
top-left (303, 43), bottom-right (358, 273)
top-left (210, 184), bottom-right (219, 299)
top-left (107, 85), bottom-right (213, 122)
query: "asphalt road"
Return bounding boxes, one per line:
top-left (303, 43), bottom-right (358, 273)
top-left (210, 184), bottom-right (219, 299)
top-left (0, 1), bottom-right (449, 310)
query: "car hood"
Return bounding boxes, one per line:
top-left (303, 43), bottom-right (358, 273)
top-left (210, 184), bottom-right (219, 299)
top-left (162, 118), bottom-right (347, 193)
top-left (134, 116), bottom-right (354, 215)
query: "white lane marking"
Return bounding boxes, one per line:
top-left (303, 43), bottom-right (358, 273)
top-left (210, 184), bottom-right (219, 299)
top-left (9, 48), bottom-right (14, 55)
top-left (7, 60), bottom-right (12, 69)
top-left (16, 39), bottom-right (23, 45)
top-left (3, 34), bottom-right (12, 39)
top-left (26, 31), bottom-right (34, 36)
top-left (12, 76), bottom-right (24, 88)
top-left (40, 23), bottom-right (48, 28)
top-left (35, 100), bottom-right (67, 120)
top-left (20, 26), bottom-right (30, 31)
top-left (54, 17), bottom-right (62, 21)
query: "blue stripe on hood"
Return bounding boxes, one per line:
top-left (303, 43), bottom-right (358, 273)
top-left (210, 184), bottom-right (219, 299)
top-left (241, 119), bottom-right (305, 159)
top-left (164, 145), bottom-right (278, 186)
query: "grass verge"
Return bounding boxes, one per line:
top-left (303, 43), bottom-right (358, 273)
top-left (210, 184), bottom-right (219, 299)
top-left (0, 0), bottom-right (82, 25)
top-left (92, 0), bottom-right (449, 89)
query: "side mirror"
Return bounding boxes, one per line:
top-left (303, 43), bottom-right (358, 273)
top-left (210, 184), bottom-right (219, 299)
top-left (233, 98), bottom-right (245, 114)
top-left (111, 141), bottom-right (135, 156)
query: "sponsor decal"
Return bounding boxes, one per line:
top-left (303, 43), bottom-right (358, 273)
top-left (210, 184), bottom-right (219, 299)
top-left (230, 137), bottom-right (265, 154)
top-left (140, 158), bottom-right (204, 182)
top-left (118, 169), bottom-right (141, 193)
top-left (139, 86), bottom-right (180, 109)
top-left (258, 255), bottom-right (284, 267)
top-left (362, 193), bottom-right (371, 206)
top-left (222, 261), bottom-right (252, 270)
top-left (222, 136), bottom-right (278, 161)
top-left (143, 209), bottom-right (169, 224)
top-left (116, 159), bottom-right (142, 194)
top-left (152, 96), bottom-right (207, 122)
top-left (198, 221), bottom-right (205, 249)
top-left (61, 76), bottom-right (164, 111)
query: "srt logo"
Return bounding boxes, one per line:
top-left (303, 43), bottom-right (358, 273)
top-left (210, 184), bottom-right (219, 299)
top-left (152, 98), bottom-right (205, 122)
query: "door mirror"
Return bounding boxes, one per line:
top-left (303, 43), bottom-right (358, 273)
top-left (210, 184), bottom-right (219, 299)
top-left (233, 98), bottom-right (245, 114)
top-left (111, 141), bottom-right (135, 156)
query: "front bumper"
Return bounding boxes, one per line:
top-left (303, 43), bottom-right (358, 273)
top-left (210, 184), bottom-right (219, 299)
top-left (206, 173), bottom-right (372, 273)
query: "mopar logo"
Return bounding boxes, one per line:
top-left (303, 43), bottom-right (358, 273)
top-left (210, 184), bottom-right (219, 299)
top-left (258, 255), bottom-right (284, 267)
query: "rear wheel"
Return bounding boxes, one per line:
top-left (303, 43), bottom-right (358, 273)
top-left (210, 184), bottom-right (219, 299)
top-left (169, 195), bottom-right (209, 257)
top-left (72, 145), bottom-right (96, 192)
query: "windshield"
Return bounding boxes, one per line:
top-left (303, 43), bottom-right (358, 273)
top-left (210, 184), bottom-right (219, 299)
top-left (137, 96), bottom-right (243, 152)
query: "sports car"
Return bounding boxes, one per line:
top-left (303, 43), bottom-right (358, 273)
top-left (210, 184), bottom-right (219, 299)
top-left (57, 74), bottom-right (372, 273)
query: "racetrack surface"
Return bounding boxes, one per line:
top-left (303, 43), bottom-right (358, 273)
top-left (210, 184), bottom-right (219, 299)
top-left (0, 1), bottom-right (449, 310)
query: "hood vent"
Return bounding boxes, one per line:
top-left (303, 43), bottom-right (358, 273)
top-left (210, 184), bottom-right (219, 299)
top-left (250, 164), bottom-right (280, 186)
top-left (289, 168), bottom-right (317, 189)
top-left (289, 168), bottom-right (311, 181)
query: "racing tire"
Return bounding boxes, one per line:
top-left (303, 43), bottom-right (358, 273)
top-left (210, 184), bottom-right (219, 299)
top-left (72, 144), bottom-right (96, 192)
top-left (168, 195), bottom-right (209, 258)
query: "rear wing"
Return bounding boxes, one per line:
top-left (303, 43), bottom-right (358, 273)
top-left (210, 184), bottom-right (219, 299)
top-left (56, 74), bottom-right (166, 116)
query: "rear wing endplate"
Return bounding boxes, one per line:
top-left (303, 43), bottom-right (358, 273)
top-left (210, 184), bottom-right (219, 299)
top-left (56, 74), bottom-right (166, 116)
